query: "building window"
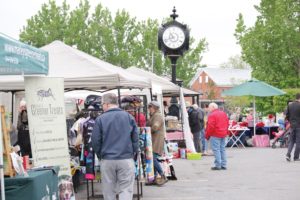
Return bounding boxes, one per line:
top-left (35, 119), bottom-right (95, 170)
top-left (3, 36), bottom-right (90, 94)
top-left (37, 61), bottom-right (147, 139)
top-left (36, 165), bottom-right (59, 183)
top-left (199, 76), bottom-right (202, 83)
top-left (205, 76), bottom-right (208, 83)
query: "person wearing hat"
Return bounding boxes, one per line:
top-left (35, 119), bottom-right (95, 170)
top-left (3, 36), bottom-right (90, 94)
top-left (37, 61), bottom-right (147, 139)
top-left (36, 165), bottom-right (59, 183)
top-left (147, 101), bottom-right (168, 186)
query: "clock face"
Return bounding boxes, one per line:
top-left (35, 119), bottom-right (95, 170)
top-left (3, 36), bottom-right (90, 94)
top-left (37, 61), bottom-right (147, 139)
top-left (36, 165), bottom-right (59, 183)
top-left (162, 26), bottom-right (185, 49)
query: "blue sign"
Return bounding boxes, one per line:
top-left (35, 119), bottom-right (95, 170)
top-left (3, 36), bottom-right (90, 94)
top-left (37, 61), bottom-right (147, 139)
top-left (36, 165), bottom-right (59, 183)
top-left (0, 34), bottom-right (48, 75)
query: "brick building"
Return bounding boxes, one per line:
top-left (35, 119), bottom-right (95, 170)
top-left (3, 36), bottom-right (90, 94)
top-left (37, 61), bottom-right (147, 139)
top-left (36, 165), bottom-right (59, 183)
top-left (188, 67), bottom-right (251, 102)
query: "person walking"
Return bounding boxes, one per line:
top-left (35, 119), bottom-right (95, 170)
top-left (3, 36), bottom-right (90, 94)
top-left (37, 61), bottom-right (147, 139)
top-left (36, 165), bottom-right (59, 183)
top-left (285, 93), bottom-right (300, 161)
top-left (147, 101), bottom-right (168, 186)
top-left (188, 104), bottom-right (204, 153)
top-left (205, 103), bottom-right (229, 170)
top-left (92, 93), bottom-right (139, 200)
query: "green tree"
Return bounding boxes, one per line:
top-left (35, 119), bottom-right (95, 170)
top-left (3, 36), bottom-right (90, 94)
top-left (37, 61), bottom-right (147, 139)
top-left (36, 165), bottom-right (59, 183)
top-left (19, 0), bottom-right (70, 47)
top-left (134, 19), bottom-right (165, 73)
top-left (86, 3), bottom-right (114, 61)
top-left (235, 0), bottom-right (300, 88)
top-left (273, 88), bottom-right (300, 112)
top-left (19, 0), bottom-right (207, 86)
top-left (220, 54), bottom-right (251, 69)
top-left (176, 37), bottom-right (207, 86)
top-left (224, 96), bottom-right (251, 113)
top-left (64, 0), bottom-right (90, 52)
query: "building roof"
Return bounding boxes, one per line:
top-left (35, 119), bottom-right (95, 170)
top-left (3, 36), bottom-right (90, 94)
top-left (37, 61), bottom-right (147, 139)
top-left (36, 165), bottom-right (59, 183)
top-left (188, 67), bottom-right (252, 87)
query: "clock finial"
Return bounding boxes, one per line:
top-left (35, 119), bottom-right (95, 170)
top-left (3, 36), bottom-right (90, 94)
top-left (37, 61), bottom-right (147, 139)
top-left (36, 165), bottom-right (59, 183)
top-left (170, 6), bottom-right (178, 20)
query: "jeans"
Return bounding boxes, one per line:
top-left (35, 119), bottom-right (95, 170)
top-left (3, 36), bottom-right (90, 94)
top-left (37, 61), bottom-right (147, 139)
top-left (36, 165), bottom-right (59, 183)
top-left (153, 153), bottom-right (164, 177)
top-left (200, 128), bottom-right (207, 152)
top-left (210, 136), bottom-right (227, 168)
top-left (192, 131), bottom-right (202, 153)
top-left (286, 128), bottom-right (300, 159)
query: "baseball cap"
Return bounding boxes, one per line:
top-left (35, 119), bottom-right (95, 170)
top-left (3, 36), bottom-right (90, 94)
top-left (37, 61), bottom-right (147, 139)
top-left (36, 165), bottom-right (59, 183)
top-left (148, 101), bottom-right (160, 109)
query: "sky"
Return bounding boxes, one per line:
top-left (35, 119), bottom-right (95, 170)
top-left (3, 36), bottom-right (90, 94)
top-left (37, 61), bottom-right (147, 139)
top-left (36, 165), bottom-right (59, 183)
top-left (0, 0), bottom-right (260, 67)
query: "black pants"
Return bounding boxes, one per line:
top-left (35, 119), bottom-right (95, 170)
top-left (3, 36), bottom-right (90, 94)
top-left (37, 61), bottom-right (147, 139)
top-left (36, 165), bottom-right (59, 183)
top-left (192, 131), bottom-right (201, 153)
top-left (18, 129), bottom-right (32, 158)
top-left (286, 128), bottom-right (300, 159)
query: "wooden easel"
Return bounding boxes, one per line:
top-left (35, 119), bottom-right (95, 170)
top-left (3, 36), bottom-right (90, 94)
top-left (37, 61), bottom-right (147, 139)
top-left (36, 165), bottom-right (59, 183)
top-left (1, 105), bottom-right (15, 177)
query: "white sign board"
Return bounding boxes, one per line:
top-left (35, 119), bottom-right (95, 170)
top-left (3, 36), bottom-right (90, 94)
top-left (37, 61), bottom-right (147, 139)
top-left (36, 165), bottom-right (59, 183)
top-left (25, 77), bottom-right (75, 199)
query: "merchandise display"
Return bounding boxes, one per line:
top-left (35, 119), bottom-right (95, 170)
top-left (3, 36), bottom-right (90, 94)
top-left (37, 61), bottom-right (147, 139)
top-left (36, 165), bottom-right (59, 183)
top-left (138, 127), bottom-right (155, 183)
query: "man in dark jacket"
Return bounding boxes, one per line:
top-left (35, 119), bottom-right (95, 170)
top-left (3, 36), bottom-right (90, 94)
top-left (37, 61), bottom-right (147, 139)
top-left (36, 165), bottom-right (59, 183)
top-left (92, 93), bottom-right (139, 200)
top-left (286, 93), bottom-right (300, 161)
top-left (205, 102), bottom-right (229, 170)
top-left (188, 104), bottom-right (204, 153)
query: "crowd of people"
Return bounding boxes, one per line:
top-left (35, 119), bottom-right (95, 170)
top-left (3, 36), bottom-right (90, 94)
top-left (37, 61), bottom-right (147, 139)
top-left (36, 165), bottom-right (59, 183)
top-left (11, 92), bottom-right (300, 200)
top-left (91, 94), bottom-right (169, 199)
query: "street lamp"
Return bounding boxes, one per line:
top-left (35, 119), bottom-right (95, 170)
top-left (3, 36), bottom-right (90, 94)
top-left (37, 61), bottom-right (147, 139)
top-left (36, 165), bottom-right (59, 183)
top-left (158, 7), bottom-right (190, 84)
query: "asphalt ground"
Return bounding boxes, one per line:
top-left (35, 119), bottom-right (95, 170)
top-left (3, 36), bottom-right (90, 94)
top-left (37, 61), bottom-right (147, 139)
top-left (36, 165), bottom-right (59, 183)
top-left (76, 147), bottom-right (300, 200)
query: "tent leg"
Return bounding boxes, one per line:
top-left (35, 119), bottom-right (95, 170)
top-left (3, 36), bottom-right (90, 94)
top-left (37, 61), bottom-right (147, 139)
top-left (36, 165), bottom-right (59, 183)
top-left (149, 88), bottom-right (153, 101)
top-left (11, 91), bottom-right (14, 123)
top-left (117, 87), bottom-right (121, 108)
top-left (0, 115), bottom-right (5, 200)
top-left (253, 96), bottom-right (256, 136)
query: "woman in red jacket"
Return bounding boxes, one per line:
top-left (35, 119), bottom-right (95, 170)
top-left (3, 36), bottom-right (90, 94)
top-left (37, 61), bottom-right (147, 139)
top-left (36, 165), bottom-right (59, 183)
top-left (205, 102), bottom-right (229, 170)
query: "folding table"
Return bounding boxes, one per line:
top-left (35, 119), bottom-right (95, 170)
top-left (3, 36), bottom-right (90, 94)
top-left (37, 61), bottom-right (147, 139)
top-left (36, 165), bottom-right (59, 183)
top-left (227, 128), bottom-right (249, 148)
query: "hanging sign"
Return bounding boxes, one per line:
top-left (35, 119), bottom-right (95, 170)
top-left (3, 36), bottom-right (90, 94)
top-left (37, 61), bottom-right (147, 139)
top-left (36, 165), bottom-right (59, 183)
top-left (0, 34), bottom-right (48, 75)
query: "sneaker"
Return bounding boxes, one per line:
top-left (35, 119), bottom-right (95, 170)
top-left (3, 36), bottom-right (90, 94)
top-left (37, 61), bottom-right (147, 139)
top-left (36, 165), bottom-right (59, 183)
top-left (156, 176), bottom-right (168, 186)
top-left (221, 166), bottom-right (227, 170)
top-left (211, 167), bottom-right (221, 170)
top-left (145, 181), bottom-right (157, 186)
top-left (294, 158), bottom-right (300, 161)
top-left (286, 156), bottom-right (291, 162)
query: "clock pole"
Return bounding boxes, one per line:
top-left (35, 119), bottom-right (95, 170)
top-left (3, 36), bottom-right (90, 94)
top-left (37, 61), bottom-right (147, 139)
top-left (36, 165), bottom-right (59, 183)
top-left (170, 56), bottom-right (178, 84)
top-left (158, 7), bottom-right (190, 85)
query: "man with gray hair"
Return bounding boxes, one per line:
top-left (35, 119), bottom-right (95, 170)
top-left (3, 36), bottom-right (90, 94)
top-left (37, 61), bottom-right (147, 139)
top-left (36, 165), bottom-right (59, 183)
top-left (92, 93), bottom-right (139, 200)
top-left (205, 102), bottom-right (229, 170)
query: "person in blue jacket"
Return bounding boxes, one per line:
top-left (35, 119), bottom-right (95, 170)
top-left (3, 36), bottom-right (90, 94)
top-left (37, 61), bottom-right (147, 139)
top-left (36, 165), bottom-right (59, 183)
top-left (92, 93), bottom-right (139, 200)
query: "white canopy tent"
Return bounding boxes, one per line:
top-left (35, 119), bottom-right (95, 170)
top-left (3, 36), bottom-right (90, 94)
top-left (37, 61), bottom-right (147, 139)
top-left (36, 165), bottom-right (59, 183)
top-left (126, 67), bottom-right (199, 96)
top-left (126, 67), bottom-right (197, 152)
top-left (0, 41), bottom-right (151, 91)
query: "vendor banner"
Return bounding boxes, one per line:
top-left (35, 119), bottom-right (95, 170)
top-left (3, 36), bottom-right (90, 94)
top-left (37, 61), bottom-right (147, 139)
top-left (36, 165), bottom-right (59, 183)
top-left (25, 77), bottom-right (75, 200)
top-left (0, 34), bottom-right (48, 75)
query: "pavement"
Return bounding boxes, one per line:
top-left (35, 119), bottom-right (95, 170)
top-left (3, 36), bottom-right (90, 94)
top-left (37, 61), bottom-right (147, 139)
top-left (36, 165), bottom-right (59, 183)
top-left (76, 147), bottom-right (300, 200)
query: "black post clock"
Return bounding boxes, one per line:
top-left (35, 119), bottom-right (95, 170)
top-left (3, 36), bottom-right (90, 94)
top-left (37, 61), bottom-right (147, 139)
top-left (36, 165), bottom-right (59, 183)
top-left (158, 7), bottom-right (190, 84)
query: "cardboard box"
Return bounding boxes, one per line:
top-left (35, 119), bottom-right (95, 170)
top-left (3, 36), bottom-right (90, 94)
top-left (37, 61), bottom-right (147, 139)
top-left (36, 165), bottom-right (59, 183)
top-left (187, 153), bottom-right (202, 160)
top-left (167, 120), bottom-right (178, 129)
